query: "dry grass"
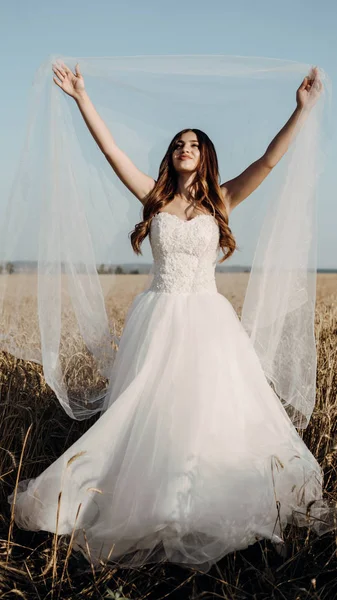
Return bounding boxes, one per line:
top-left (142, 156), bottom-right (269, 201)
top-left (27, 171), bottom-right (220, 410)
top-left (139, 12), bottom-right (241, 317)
top-left (0, 274), bottom-right (336, 599)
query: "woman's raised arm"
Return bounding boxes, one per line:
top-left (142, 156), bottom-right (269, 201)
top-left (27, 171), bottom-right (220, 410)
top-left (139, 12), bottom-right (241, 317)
top-left (221, 67), bottom-right (322, 213)
top-left (52, 62), bottom-right (155, 204)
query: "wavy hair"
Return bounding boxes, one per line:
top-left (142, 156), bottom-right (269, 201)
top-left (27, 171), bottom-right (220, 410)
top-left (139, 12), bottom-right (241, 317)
top-left (129, 128), bottom-right (237, 264)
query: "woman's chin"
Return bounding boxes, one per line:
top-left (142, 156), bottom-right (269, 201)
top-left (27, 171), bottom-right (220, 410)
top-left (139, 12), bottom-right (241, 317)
top-left (174, 165), bottom-right (197, 174)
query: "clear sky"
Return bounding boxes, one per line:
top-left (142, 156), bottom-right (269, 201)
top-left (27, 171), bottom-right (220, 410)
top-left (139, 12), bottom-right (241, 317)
top-left (0, 0), bottom-right (336, 268)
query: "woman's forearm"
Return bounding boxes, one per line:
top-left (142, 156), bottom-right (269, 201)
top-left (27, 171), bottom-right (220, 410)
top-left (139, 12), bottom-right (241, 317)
top-left (75, 90), bottom-right (117, 156)
top-left (263, 105), bottom-right (308, 168)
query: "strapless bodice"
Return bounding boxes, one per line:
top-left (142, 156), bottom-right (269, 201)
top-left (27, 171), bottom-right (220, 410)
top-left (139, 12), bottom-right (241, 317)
top-left (148, 212), bottom-right (220, 293)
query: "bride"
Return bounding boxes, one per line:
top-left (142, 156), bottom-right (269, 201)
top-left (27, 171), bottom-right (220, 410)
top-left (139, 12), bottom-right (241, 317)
top-left (8, 61), bottom-right (329, 572)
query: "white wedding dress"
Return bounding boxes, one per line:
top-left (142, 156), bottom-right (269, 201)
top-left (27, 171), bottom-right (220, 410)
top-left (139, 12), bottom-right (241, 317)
top-left (9, 211), bottom-right (325, 572)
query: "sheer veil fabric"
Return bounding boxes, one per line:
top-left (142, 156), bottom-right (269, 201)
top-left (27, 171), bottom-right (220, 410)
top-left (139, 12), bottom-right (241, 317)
top-left (0, 54), bottom-right (331, 425)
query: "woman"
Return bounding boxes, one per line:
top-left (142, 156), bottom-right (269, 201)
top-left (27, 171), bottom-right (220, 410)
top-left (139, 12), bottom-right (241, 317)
top-left (9, 62), bottom-right (327, 572)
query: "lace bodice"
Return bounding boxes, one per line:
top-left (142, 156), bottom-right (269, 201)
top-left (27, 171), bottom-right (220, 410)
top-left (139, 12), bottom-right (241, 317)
top-left (149, 212), bottom-right (220, 293)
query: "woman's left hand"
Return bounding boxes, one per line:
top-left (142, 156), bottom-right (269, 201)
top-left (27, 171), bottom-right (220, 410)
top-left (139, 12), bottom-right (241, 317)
top-left (296, 66), bottom-right (323, 110)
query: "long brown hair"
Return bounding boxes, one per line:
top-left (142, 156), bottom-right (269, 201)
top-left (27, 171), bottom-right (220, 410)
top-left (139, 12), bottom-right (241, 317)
top-left (129, 128), bottom-right (236, 264)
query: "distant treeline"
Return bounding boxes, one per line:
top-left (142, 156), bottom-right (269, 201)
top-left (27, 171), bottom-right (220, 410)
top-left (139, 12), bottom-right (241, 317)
top-left (97, 264), bottom-right (140, 275)
top-left (1, 262), bottom-right (337, 275)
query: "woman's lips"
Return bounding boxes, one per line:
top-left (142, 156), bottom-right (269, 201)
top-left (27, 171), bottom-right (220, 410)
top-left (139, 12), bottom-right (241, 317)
top-left (179, 156), bottom-right (191, 160)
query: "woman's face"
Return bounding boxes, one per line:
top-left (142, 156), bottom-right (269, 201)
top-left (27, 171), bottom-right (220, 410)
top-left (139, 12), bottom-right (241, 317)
top-left (171, 131), bottom-right (200, 174)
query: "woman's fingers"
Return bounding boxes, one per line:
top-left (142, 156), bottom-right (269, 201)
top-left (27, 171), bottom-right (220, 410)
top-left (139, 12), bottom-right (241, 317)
top-left (53, 61), bottom-right (81, 79)
top-left (299, 76), bottom-right (308, 90)
top-left (59, 62), bottom-right (73, 76)
top-left (309, 67), bottom-right (320, 85)
top-left (53, 76), bottom-right (63, 89)
top-left (52, 61), bottom-right (83, 95)
top-left (53, 62), bottom-right (71, 77)
top-left (53, 66), bottom-right (66, 80)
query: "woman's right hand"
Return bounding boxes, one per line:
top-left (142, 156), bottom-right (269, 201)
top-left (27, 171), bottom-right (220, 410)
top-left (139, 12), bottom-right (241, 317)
top-left (52, 62), bottom-right (85, 100)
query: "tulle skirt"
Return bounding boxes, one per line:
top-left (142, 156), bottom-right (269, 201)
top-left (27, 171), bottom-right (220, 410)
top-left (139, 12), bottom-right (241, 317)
top-left (9, 290), bottom-right (326, 572)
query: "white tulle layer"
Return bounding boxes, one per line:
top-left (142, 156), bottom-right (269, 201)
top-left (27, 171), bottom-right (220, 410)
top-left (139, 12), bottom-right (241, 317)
top-left (10, 290), bottom-right (325, 571)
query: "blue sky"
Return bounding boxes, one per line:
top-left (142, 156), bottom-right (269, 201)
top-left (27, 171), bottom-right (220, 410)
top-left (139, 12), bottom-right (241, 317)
top-left (0, 0), bottom-right (336, 268)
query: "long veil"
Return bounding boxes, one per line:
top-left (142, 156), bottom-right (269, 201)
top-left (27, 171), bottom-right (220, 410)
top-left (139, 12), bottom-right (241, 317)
top-left (0, 55), bottom-right (331, 425)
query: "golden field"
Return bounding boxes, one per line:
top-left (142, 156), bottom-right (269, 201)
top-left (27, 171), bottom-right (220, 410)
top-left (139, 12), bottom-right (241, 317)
top-left (0, 273), bottom-right (336, 599)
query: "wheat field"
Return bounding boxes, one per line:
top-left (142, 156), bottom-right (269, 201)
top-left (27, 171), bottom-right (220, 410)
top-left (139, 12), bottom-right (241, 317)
top-left (0, 273), bottom-right (336, 599)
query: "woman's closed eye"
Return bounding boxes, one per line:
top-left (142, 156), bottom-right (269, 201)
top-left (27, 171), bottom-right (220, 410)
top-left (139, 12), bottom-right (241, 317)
top-left (175, 143), bottom-right (199, 148)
